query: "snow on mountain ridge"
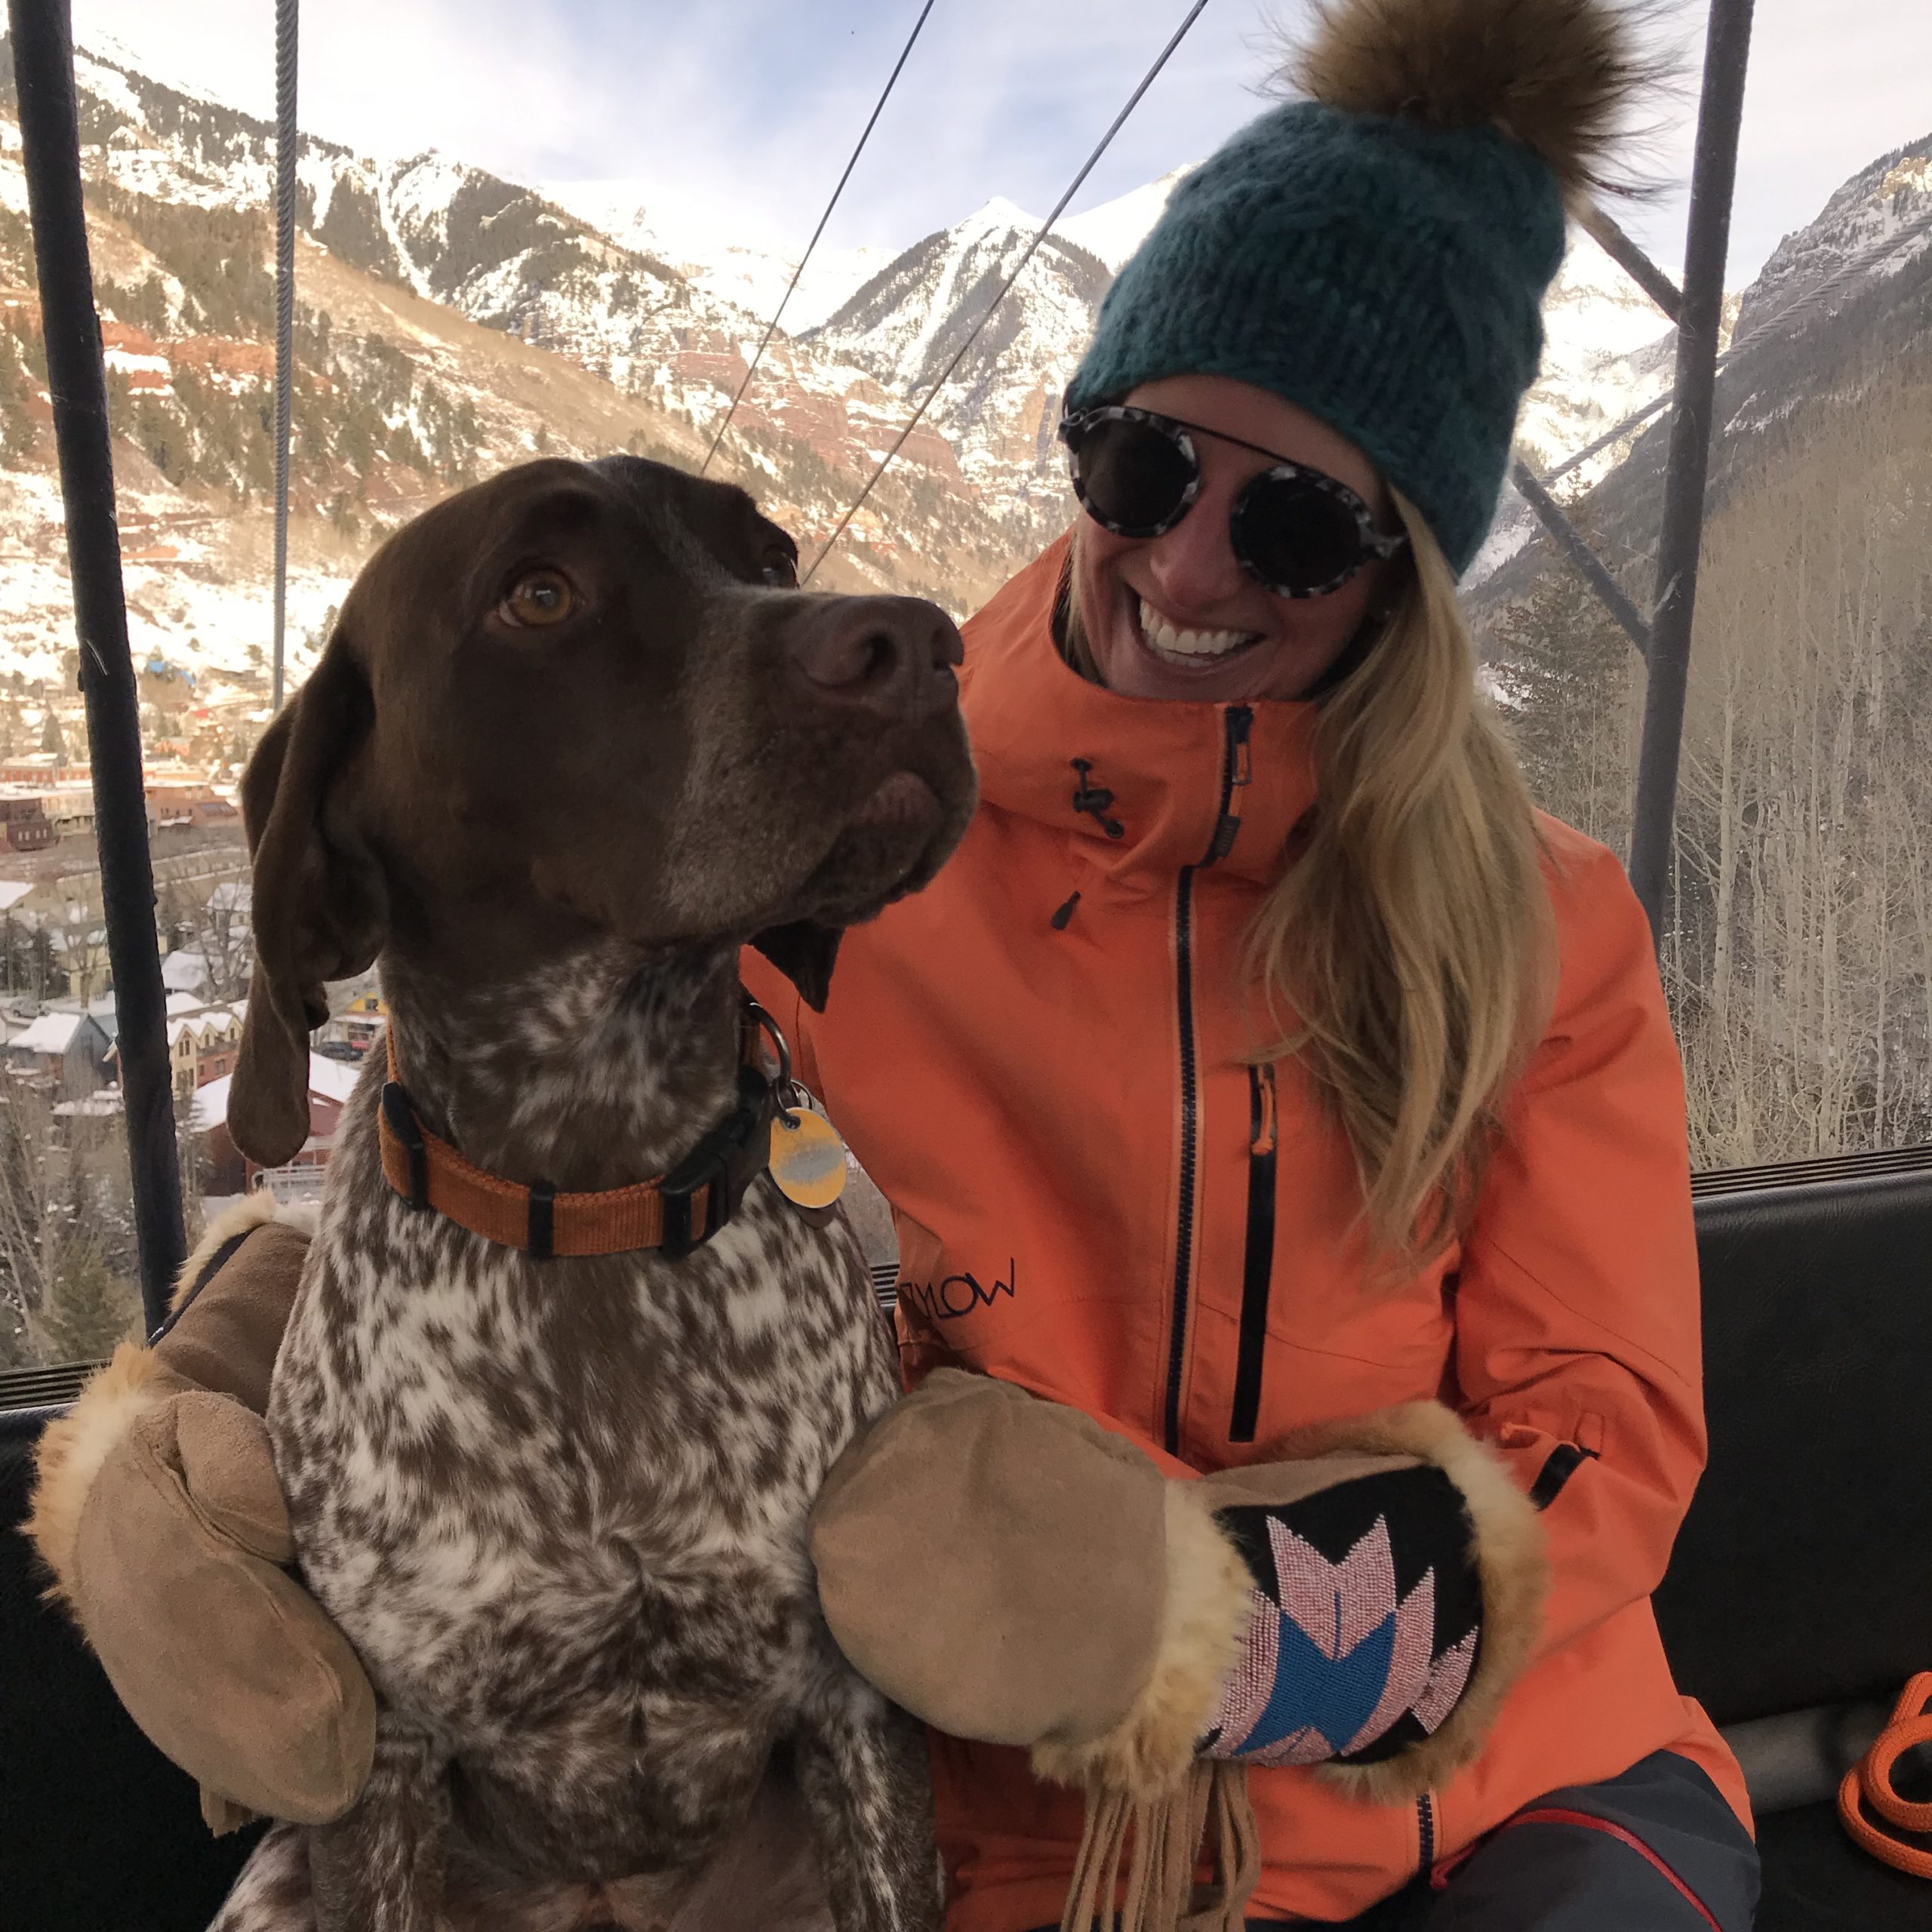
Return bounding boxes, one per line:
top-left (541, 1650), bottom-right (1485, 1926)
top-left (538, 177), bottom-right (893, 334)
top-left (1056, 165), bottom-right (1195, 271)
top-left (50, 28), bottom-right (1722, 549)
top-left (803, 198), bottom-right (1115, 537)
top-left (26, 31), bottom-right (1918, 660)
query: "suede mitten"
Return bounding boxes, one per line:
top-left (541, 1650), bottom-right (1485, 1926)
top-left (26, 1195), bottom-right (374, 1830)
top-left (810, 1370), bottom-right (1547, 1805)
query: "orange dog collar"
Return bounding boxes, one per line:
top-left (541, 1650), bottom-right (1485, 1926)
top-left (378, 1002), bottom-right (779, 1260)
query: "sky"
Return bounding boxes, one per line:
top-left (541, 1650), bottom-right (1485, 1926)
top-left (70, 1), bottom-right (1932, 290)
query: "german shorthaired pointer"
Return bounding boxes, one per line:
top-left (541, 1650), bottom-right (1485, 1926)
top-left (214, 457), bottom-right (976, 1932)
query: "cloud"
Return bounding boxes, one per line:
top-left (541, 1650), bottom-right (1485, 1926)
top-left (69, 0), bottom-right (1932, 286)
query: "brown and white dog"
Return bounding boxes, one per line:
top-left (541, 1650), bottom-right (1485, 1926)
top-left (211, 457), bottom-right (976, 1932)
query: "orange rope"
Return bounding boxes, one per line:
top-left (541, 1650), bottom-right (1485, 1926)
top-left (1838, 1672), bottom-right (1932, 1880)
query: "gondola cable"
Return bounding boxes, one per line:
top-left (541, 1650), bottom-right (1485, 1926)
top-left (700, 0), bottom-right (940, 478)
top-left (801, 0), bottom-right (1213, 585)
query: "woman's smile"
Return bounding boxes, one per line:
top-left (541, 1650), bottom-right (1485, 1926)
top-left (1132, 595), bottom-right (1263, 668)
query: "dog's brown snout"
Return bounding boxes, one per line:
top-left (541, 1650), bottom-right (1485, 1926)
top-left (789, 595), bottom-right (963, 715)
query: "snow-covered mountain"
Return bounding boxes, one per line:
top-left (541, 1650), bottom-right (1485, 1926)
top-left (1057, 168), bottom-right (1194, 271)
top-left (536, 179), bottom-right (893, 336)
top-left (1734, 137), bottom-right (1932, 346)
top-left (0, 31), bottom-right (1031, 722)
top-left (0, 27), bottom-right (1922, 749)
top-left (802, 198), bottom-right (1112, 542)
top-left (1517, 238), bottom-right (1681, 486)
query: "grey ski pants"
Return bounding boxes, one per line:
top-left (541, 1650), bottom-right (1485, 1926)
top-left (1293, 1750), bottom-right (1760, 1930)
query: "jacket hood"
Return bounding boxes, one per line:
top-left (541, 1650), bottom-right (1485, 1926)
top-left (959, 533), bottom-right (1321, 894)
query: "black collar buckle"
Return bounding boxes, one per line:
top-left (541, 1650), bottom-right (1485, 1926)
top-left (658, 1064), bottom-right (775, 1258)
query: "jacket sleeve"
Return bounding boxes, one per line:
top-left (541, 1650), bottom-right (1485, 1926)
top-left (1451, 835), bottom-right (1706, 1660)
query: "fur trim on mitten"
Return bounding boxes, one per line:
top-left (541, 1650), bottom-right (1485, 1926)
top-left (24, 1192), bottom-right (368, 1829)
top-left (1029, 1483), bottom-right (1255, 1803)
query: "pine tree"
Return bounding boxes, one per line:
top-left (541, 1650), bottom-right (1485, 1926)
top-left (40, 710), bottom-right (65, 758)
top-left (36, 1239), bottom-right (138, 1363)
top-left (1487, 523), bottom-right (1641, 850)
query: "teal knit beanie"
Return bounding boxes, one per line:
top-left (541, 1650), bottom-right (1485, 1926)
top-left (1066, 0), bottom-right (1651, 577)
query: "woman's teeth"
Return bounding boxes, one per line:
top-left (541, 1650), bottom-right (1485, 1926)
top-left (1137, 598), bottom-right (1259, 663)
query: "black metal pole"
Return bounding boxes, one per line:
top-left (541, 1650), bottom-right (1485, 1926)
top-left (1575, 202), bottom-right (1683, 325)
top-left (1626, 0), bottom-right (1755, 945)
top-left (10, 0), bottom-right (186, 1331)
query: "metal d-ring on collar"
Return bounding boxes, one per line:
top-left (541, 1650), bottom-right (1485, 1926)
top-left (745, 998), bottom-right (808, 1124)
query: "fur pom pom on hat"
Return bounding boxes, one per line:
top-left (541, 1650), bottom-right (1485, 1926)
top-left (1064, 0), bottom-right (1660, 575)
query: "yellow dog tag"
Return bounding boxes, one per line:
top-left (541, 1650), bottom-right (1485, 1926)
top-left (769, 1106), bottom-right (848, 1209)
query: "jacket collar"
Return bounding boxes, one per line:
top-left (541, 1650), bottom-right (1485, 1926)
top-left (960, 533), bottom-right (1321, 892)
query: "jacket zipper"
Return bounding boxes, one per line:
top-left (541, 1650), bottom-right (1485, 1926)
top-left (1228, 1061), bottom-right (1278, 1443)
top-left (1163, 705), bottom-right (1253, 1458)
top-left (1417, 1792), bottom-right (1437, 1879)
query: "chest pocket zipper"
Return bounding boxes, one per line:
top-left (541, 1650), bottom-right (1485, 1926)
top-left (1229, 1062), bottom-right (1278, 1443)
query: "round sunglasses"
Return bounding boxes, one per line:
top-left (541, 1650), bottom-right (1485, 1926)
top-left (1057, 404), bottom-right (1407, 600)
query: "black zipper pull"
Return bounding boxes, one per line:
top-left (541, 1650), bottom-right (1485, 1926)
top-left (1050, 891), bottom-right (1081, 931)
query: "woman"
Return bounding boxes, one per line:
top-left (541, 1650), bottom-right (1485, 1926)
top-left (752, 3), bottom-right (1757, 1923)
top-left (32, 0), bottom-right (1759, 1927)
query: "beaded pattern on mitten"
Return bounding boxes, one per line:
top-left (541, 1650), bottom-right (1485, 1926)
top-left (1203, 1465), bottom-right (1484, 1767)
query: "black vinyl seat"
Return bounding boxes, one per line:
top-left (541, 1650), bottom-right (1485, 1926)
top-left (0, 1404), bottom-right (261, 1932)
top-left (2, 1153), bottom-right (1929, 1929)
top-left (1655, 1157), bottom-right (1932, 1930)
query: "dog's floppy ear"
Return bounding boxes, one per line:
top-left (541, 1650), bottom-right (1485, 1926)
top-left (230, 635), bottom-right (387, 1167)
top-left (749, 921), bottom-right (843, 1013)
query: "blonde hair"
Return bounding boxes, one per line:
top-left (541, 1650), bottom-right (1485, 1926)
top-left (1068, 491), bottom-right (1554, 1269)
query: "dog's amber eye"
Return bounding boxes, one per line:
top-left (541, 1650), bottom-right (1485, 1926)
top-left (500, 569), bottom-right (577, 627)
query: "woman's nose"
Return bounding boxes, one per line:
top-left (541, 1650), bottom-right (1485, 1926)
top-left (1143, 482), bottom-right (1246, 612)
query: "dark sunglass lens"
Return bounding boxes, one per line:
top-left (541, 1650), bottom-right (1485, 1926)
top-left (1072, 417), bottom-right (1194, 534)
top-left (1236, 475), bottom-right (1367, 592)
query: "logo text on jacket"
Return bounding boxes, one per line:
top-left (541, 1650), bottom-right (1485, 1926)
top-left (898, 1261), bottom-right (1017, 1322)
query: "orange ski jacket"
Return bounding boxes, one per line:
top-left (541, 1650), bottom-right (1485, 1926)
top-left (746, 536), bottom-right (1749, 1930)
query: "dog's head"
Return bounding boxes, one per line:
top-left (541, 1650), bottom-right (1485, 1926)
top-left (231, 456), bottom-right (977, 1166)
